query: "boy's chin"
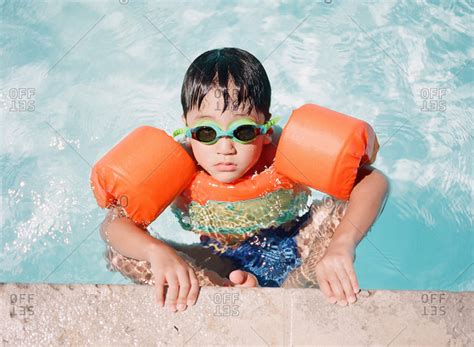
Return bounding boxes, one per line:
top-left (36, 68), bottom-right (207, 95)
top-left (210, 170), bottom-right (244, 184)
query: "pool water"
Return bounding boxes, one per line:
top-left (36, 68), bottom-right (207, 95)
top-left (1, 1), bottom-right (472, 291)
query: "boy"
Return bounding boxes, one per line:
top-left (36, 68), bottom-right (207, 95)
top-left (101, 47), bottom-right (389, 312)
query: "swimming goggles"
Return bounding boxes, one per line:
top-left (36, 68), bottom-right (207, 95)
top-left (172, 116), bottom-right (282, 145)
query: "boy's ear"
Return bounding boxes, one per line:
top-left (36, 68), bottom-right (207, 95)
top-left (180, 114), bottom-right (191, 144)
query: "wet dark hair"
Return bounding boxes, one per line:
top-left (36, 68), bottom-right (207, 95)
top-left (181, 47), bottom-right (272, 123)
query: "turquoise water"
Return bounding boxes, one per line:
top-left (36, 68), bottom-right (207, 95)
top-left (1, 1), bottom-right (472, 290)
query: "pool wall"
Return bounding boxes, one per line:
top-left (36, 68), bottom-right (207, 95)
top-left (2, 284), bottom-right (472, 345)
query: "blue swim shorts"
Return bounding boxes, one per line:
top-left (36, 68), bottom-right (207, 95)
top-left (199, 209), bottom-right (312, 287)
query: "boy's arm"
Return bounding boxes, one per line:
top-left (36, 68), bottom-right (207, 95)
top-left (315, 164), bottom-right (389, 305)
top-left (331, 164), bottom-right (390, 246)
top-left (100, 206), bottom-right (165, 261)
top-left (101, 206), bottom-right (203, 311)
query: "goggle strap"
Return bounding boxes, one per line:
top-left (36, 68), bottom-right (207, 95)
top-left (172, 128), bottom-right (187, 138)
top-left (263, 116), bottom-right (282, 132)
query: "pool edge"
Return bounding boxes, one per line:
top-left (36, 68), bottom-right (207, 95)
top-left (2, 283), bottom-right (472, 345)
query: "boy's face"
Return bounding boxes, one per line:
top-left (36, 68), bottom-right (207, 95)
top-left (182, 86), bottom-right (272, 183)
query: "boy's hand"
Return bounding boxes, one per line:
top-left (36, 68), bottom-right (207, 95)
top-left (148, 243), bottom-right (200, 312)
top-left (315, 239), bottom-right (360, 306)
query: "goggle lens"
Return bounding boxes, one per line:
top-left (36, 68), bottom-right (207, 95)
top-left (195, 126), bottom-right (217, 143)
top-left (233, 124), bottom-right (258, 142)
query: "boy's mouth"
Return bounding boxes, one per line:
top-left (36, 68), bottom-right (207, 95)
top-left (215, 162), bottom-right (237, 171)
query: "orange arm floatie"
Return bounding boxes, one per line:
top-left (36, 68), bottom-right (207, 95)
top-left (90, 126), bottom-right (197, 227)
top-left (275, 103), bottom-right (380, 200)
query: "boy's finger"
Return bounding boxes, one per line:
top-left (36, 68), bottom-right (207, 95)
top-left (344, 262), bottom-right (360, 294)
top-left (335, 267), bottom-right (356, 304)
top-left (176, 269), bottom-right (191, 311)
top-left (318, 280), bottom-right (336, 304)
top-left (165, 274), bottom-right (179, 312)
top-left (154, 274), bottom-right (166, 307)
top-left (187, 268), bottom-right (200, 306)
top-left (327, 272), bottom-right (345, 304)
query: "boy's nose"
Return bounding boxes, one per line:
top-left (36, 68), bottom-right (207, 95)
top-left (216, 136), bottom-right (236, 154)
